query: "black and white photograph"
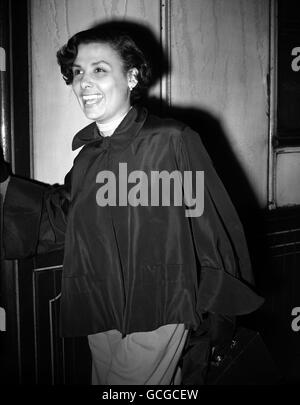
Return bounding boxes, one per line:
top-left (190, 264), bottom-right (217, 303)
top-left (0, 0), bottom-right (299, 396)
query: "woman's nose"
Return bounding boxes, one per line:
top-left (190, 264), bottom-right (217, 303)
top-left (80, 73), bottom-right (93, 89)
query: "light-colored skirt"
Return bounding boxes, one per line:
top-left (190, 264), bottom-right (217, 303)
top-left (88, 323), bottom-right (188, 385)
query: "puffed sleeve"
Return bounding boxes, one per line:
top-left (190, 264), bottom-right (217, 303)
top-left (176, 126), bottom-right (264, 316)
top-left (2, 170), bottom-right (72, 259)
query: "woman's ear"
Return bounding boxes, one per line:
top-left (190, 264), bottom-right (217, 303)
top-left (127, 68), bottom-right (139, 91)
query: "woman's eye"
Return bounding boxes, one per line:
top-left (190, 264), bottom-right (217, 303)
top-left (95, 67), bottom-right (105, 73)
top-left (73, 69), bottom-right (82, 76)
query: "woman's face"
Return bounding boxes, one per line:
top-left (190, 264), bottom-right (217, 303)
top-left (71, 42), bottom-right (132, 123)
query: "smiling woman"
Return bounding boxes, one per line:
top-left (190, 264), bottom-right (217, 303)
top-left (1, 21), bottom-right (263, 386)
top-left (56, 27), bottom-right (151, 135)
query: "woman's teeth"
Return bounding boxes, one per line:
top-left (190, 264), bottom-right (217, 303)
top-left (82, 94), bottom-right (103, 105)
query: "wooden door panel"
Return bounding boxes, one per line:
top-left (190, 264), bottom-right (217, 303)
top-left (32, 252), bottom-right (91, 385)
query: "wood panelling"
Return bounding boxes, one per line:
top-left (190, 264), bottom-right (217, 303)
top-left (259, 207), bottom-right (300, 383)
top-left (33, 265), bottom-right (62, 383)
top-left (32, 263), bottom-right (91, 384)
top-left (170, 0), bottom-right (269, 206)
top-left (12, 251), bottom-right (91, 385)
top-left (276, 150), bottom-right (300, 206)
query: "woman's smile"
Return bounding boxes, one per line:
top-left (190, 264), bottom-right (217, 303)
top-left (82, 94), bottom-right (103, 106)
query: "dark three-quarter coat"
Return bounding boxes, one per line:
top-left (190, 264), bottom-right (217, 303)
top-left (3, 106), bottom-right (263, 338)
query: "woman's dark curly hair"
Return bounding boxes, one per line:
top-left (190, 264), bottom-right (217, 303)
top-left (56, 24), bottom-right (152, 103)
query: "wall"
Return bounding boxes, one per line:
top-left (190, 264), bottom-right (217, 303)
top-left (170, 0), bottom-right (269, 207)
top-left (30, 0), bottom-right (270, 208)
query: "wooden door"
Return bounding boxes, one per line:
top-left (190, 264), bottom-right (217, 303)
top-left (0, 0), bottom-right (91, 384)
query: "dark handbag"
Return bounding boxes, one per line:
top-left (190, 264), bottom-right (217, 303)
top-left (206, 327), bottom-right (282, 385)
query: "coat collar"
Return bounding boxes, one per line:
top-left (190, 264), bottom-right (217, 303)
top-left (72, 105), bottom-right (148, 151)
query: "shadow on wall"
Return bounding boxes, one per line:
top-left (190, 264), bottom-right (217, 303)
top-left (89, 19), bottom-right (170, 93)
